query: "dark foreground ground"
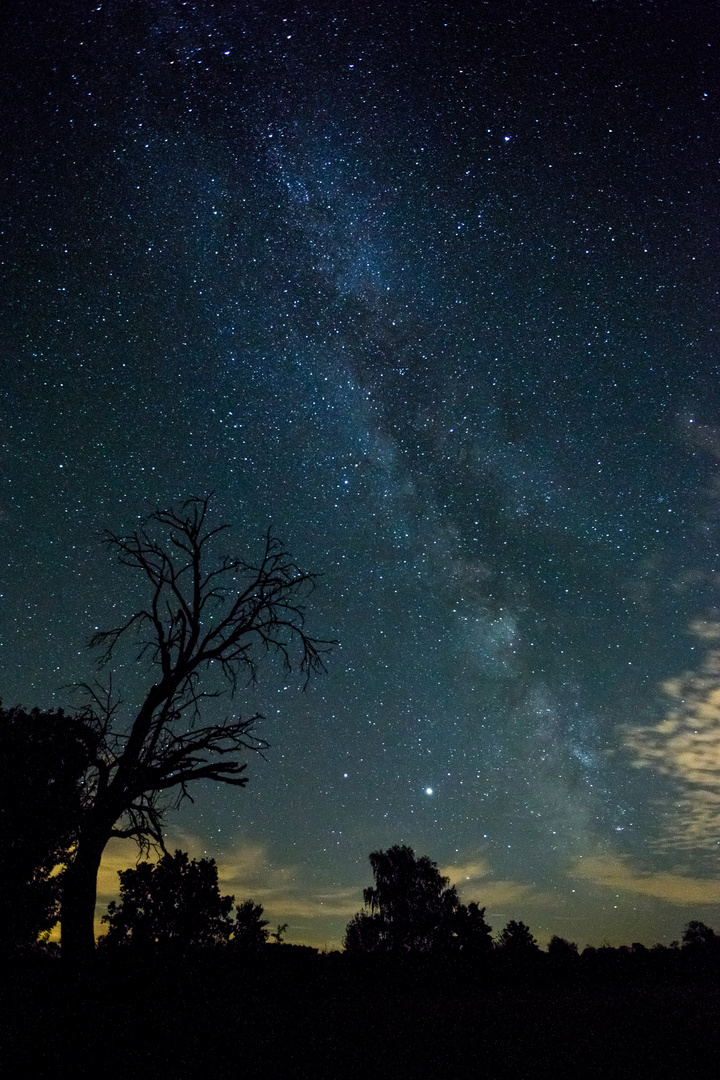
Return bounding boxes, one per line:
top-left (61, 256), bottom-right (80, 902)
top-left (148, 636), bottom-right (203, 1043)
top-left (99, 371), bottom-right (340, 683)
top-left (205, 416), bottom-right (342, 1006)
top-left (2, 950), bottom-right (719, 1079)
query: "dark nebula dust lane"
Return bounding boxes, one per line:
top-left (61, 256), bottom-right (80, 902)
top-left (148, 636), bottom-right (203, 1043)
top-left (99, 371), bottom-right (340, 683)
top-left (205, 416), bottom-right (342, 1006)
top-left (2, 0), bottom-right (720, 947)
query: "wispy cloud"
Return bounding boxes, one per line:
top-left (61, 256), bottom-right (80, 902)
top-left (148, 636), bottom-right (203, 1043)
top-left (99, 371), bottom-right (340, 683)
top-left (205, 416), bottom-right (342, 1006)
top-left (571, 854), bottom-right (720, 905)
top-left (440, 859), bottom-right (490, 884)
top-left (218, 841), bottom-right (363, 919)
top-left (622, 632), bottom-right (720, 851)
top-left (466, 881), bottom-right (539, 908)
top-left (441, 859), bottom-right (545, 909)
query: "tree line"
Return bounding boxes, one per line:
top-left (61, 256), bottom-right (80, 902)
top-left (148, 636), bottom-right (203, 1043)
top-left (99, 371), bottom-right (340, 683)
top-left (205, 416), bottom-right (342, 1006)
top-left (3, 785), bottom-right (718, 972)
top-left (2, 495), bottom-right (718, 974)
top-left (97, 842), bottom-right (720, 978)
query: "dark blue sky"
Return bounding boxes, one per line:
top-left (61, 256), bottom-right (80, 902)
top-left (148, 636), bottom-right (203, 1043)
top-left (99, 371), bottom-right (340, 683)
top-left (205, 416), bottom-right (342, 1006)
top-left (3, 0), bottom-right (720, 947)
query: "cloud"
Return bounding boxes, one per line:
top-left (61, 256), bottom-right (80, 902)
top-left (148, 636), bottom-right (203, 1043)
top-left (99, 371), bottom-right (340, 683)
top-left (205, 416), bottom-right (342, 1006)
top-left (622, 638), bottom-right (720, 850)
top-left (689, 619), bottom-right (720, 641)
top-left (466, 881), bottom-right (538, 908)
top-left (215, 842), bottom-right (272, 886)
top-left (215, 840), bottom-right (363, 919)
top-left (96, 838), bottom-right (146, 905)
top-left (257, 890), bottom-right (361, 919)
top-left (571, 854), bottom-right (720, 905)
top-left (441, 858), bottom-right (544, 909)
top-left (440, 859), bottom-right (490, 884)
top-left (93, 837), bottom-right (147, 937)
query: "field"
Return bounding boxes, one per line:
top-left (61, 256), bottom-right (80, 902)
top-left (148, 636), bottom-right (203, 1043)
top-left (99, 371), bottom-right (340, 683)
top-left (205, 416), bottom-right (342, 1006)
top-left (3, 950), bottom-right (719, 1079)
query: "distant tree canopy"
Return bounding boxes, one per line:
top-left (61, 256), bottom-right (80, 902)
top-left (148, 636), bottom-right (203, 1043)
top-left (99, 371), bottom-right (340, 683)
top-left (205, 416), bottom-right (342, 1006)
top-left (682, 920), bottom-right (717, 949)
top-left (681, 919), bottom-right (720, 962)
top-left (344, 845), bottom-right (492, 957)
top-left (0, 705), bottom-right (98, 952)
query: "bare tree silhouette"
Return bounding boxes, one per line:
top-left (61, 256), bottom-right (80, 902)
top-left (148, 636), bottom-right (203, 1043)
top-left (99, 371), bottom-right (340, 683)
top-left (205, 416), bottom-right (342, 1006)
top-left (60, 495), bottom-right (330, 964)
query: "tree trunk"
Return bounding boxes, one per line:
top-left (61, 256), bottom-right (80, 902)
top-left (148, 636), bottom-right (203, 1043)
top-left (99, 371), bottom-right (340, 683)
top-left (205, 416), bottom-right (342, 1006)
top-left (61, 830), bottom-right (108, 967)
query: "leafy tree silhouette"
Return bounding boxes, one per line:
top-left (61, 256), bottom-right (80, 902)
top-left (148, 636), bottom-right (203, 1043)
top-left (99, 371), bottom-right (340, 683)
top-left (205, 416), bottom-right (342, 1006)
top-left (344, 844), bottom-right (462, 955)
top-left (0, 706), bottom-right (98, 952)
top-left (547, 934), bottom-right (580, 973)
top-left (344, 908), bottom-right (384, 953)
top-left (496, 919), bottom-right (540, 961)
top-left (102, 850), bottom-right (234, 953)
top-left (453, 900), bottom-right (493, 960)
top-left (59, 495), bottom-right (330, 964)
top-left (232, 899), bottom-right (269, 952)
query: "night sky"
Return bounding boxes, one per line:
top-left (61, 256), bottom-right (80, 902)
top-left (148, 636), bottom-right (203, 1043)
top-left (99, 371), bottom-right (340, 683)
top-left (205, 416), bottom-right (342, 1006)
top-left (3, 0), bottom-right (720, 949)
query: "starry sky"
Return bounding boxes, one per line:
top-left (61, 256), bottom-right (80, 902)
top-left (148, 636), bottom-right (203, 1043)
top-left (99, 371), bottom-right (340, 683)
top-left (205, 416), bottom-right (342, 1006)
top-left (3, 0), bottom-right (720, 949)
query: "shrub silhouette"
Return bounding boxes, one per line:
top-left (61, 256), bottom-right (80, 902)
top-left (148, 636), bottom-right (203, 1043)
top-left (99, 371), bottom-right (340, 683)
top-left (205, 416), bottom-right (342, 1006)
top-left (232, 899), bottom-right (269, 952)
